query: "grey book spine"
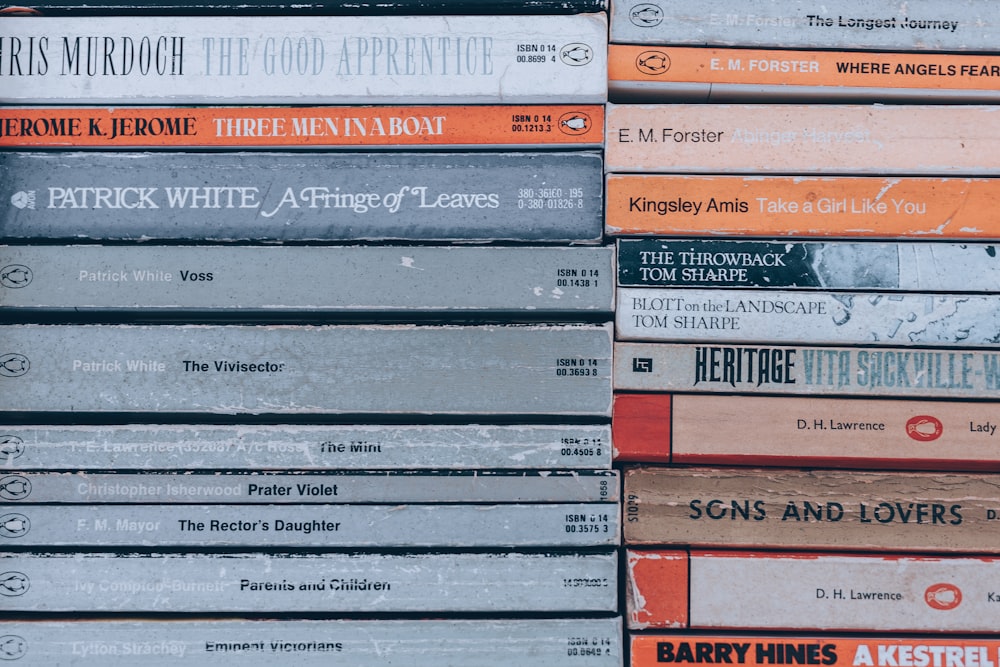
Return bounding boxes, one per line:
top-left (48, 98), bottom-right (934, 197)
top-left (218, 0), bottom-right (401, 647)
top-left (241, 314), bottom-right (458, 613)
top-left (617, 239), bottom-right (1000, 291)
top-left (0, 471), bottom-right (619, 503)
top-left (618, 288), bottom-right (1000, 346)
top-left (610, 0), bottom-right (998, 50)
top-left (0, 503), bottom-right (620, 547)
top-left (0, 324), bottom-right (613, 416)
top-left (0, 424), bottom-right (613, 470)
top-left (1, 16), bottom-right (608, 104)
top-left (0, 551), bottom-right (619, 612)
top-left (0, 245), bottom-right (614, 316)
top-left (0, 151), bottom-right (603, 243)
top-left (0, 618), bottom-right (624, 666)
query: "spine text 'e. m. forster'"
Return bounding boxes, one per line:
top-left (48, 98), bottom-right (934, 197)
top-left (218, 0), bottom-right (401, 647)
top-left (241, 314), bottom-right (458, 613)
top-left (606, 104), bottom-right (1000, 174)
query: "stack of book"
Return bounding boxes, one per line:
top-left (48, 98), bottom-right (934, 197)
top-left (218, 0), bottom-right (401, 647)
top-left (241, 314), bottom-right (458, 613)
top-left (0, 3), bottom-right (623, 664)
top-left (605, 0), bottom-right (1000, 664)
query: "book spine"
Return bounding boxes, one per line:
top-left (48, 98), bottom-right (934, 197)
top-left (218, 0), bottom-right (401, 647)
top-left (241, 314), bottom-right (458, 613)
top-left (612, 393), bottom-right (1000, 469)
top-left (1, 470), bottom-right (620, 503)
top-left (13, 0), bottom-right (610, 14)
top-left (0, 16), bottom-right (607, 104)
top-left (0, 324), bottom-right (612, 416)
top-left (605, 174), bottom-right (1000, 239)
top-left (623, 466), bottom-right (999, 552)
top-left (0, 151), bottom-right (603, 243)
top-left (613, 342), bottom-right (1000, 398)
top-left (0, 245), bottom-right (614, 315)
top-left (0, 424), bottom-right (614, 470)
top-left (626, 548), bottom-right (1000, 632)
top-left (605, 104), bottom-right (1000, 174)
top-left (0, 618), bottom-right (624, 666)
top-left (0, 550), bottom-right (619, 612)
top-left (616, 287), bottom-right (1000, 346)
top-left (608, 45), bottom-right (1000, 103)
top-left (631, 633), bottom-right (1000, 667)
top-left (610, 0), bottom-right (997, 50)
top-left (616, 239), bottom-right (1000, 290)
top-left (0, 503), bottom-right (620, 547)
top-left (0, 105), bottom-right (605, 149)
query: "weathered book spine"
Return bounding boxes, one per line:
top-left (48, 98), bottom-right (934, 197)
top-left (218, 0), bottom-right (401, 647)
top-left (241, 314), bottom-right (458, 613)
top-left (10, 0), bottom-right (609, 14)
top-left (605, 174), bottom-right (1000, 239)
top-left (605, 104), bottom-right (1000, 174)
top-left (616, 239), bottom-right (1000, 290)
top-left (0, 105), bottom-right (605, 149)
top-left (0, 423), bottom-right (613, 470)
top-left (613, 342), bottom-right (1000, 398)
top-left (0, 470), bottom-right (620, 503)
top-left (0, 618), bottom-right (624, 666)
top-left (0, 245), bottom-right (613, 316)
top-left (0, 550), bottom-right (619, 612)
top-left (610, 0), bottom-right (998, 50)
top-left (0, 151), bottom-right (603, 243)
top-left (631, 633), bottom-right (1000, 667)
top-left (0, 503), bottom-right (620, 547)
top-left (0, 16), bottom-right (608, 104)
top-left (617, 287), bottom-right (1000, 346)
top-left (627, 548), bottom-right (1000, 632)
top-left (0, 323), bottom-right (612, 416)
top-left (612, 393), bottom-right (1000, 469)
top-left (623, 466), bottom-right (1000, 553)
top-left (608, 45), bottom-right (1000, 102)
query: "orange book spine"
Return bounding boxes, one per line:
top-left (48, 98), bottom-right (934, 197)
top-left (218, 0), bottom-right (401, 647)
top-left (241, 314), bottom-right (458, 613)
top-left (0, 105), bottom-right (603, 149)
top-left (613, 393), bottom-right (1000, 470)
top-left (609, 45), bottom-right (1000, 101)
top-left (605, 174), bottom-right (1000, 238)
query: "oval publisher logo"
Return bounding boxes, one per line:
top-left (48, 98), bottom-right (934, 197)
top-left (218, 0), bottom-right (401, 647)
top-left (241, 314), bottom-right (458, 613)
top-left (0, 514), bottom-right (29, 539)
top-left (0, 572), bottom-right (28, 597)
top-left (0, 354), bottom-right (29, 378)
top-left (560, 43), bottom-right (593, 66)
top-left (925, 583), bottom-right (962, 610)
top-left (630, 3), bottom-right (663, 27)
top-left (557, 111), bottom-right (591, 135)
top-left (0, 634), bottom-right (27, 661)
top-left (0, 265), bottom-right (32, 289)
top-left (906, 415), bottom-right (943, 442)
top-left (636, 50), bottom-right (670, 75)
top-left (0, 476), bottom-right (30, 501)
top-left (0, 436), bottom-right (24, 462)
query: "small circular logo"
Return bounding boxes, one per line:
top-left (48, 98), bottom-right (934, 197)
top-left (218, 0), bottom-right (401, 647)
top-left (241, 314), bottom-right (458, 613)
top-left (0, 355), bottom-right (29, 378)
top-left (560, 43), bottom-right (593, 66)
top-left (0, 634), bottom-right (27, 661)
top-left (0, 476), bottom-right (30, 501)
top-left (0, 572), bottom-right (29, 597)
top-left (557, 111), bottom-right (592, 135)
top-left (0, 266), bottom-right (32, 289)
top-left (925, 583), bottom-right (962, 610)
top-left (629, 3), bottom-right (663, 27)
top-left (0, 436), bottom-right (24, 462)
top-left (636, 50), bottom-right (671, 75)
top-left (0, 514), bottom-right (29, 539)
top-left (8, 191), bottom-right (34, 210)
top-left (906, 415), bottom-right (943, 442)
